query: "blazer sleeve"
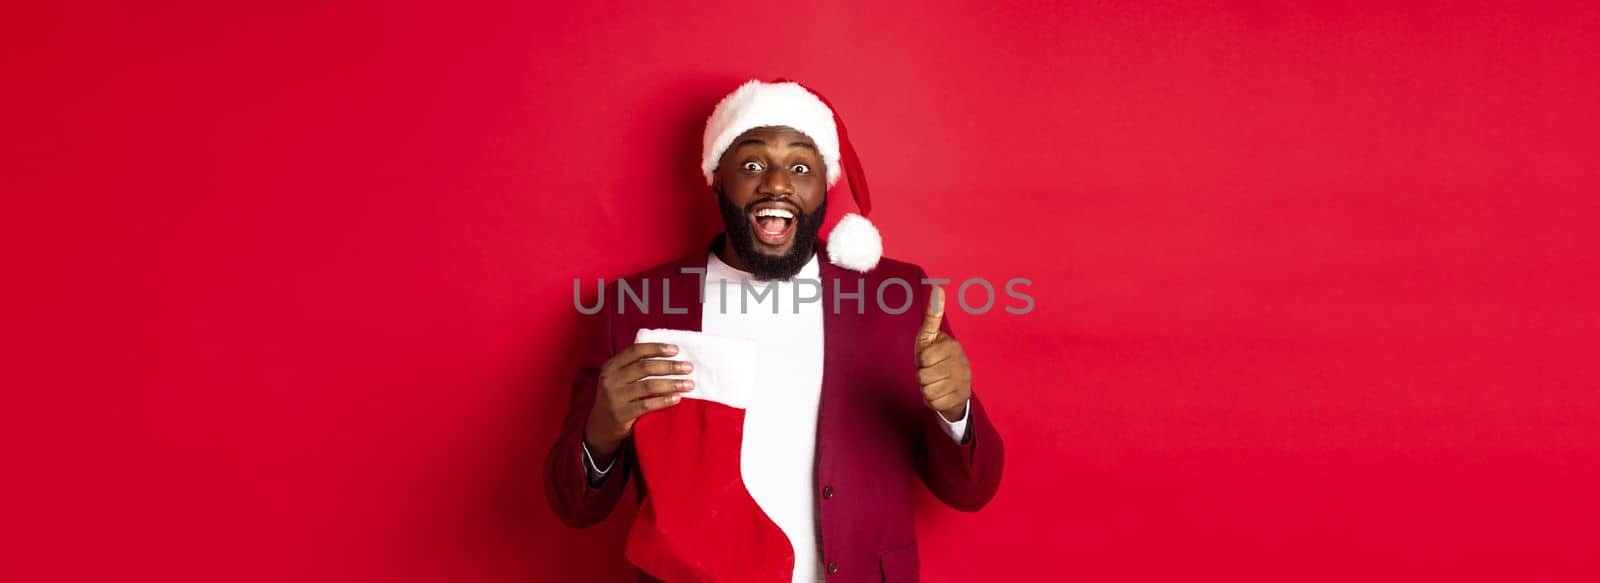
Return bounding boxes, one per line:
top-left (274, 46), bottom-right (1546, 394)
top-left (914, 272), bottom-right (1005, 512)
top-left (543, 306), bottom-right (634, 527)
top-left (918, 392), bottom-right (1003, 511)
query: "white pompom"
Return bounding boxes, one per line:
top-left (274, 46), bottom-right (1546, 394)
top-left (825, 213), bottom-right (882, 272)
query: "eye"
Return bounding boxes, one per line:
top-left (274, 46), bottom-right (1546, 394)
top-left (742, 161), bottom-right (764, 172)
top-left (791, 163), bottom-right (811, 174)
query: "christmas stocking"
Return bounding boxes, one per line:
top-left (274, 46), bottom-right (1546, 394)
top-left (624, 328), bottom-right (794, 583)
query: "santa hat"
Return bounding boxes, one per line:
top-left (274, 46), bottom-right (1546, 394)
top-left (701, 79), bottom-right (883, 272)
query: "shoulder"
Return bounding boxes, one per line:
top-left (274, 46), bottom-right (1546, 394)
top-left (614, 252), bottom-right (704, 286)
top-left (867, 255), bottom-right (929, 282)
top-left (830, 254), bottom-right (932, 291)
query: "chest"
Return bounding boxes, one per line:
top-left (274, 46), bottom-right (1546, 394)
top-left (699, 279), bottom-right (826, 418)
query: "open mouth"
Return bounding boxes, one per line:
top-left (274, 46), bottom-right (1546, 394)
top-left (747, 202), bottom-right (798, 248)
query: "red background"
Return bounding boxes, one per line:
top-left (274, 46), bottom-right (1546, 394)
top-left (6, 1), bottom-right (1598, 581)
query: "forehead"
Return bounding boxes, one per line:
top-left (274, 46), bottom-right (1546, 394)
top-left (731, 125), bottom-right (818, 148)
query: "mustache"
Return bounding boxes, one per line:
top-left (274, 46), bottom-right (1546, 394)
top-left (744, 197), bottom-right (806, 216)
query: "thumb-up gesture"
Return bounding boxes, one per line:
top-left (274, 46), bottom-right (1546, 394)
top-left (916, 287), bottom-right (972, 422)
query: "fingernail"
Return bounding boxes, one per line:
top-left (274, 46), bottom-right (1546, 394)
top-left (666, 395), bottom-right (681, 403)
top-left (677, 380), bottom-right (694, 390)
top-left (677, 362), bottom-right (692, 372)
top-left (664, 344), bottom-right (678, 355)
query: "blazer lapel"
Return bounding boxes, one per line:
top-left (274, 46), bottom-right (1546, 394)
top-left (814, 239), bottom-right (850, 493)
top-left (660, 250), bottom-right (707, 333)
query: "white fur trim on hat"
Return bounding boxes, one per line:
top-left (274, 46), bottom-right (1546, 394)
top-left (702, 80), bottom-right (842, 187)
top-left (825, 213), bottom-right (882, 272)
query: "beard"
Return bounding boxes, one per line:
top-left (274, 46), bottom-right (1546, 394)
top-left (717, 191), bottom-right (827, 281)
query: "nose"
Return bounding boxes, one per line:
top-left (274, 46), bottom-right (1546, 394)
top-left (759, 166), bottom-right (795, 199)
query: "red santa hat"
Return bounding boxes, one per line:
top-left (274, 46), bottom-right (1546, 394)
top-left (701, 79), bottom-right (883, 272)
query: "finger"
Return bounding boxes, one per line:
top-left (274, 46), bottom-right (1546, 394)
top-left (615, 358), bottom-right (693, 386)
top-left (921, 377), bottom-right (960, 401)
top-left (624, 378), bottom-right (695, 401)
top-left (918, 364), bottom-right (954, 387)
top-left (916, 286), bottom-right (945, 349)
top-left (917, 335), bottom-right (958, 368)
top-left (926, 388), bottom-right (967, 412)
top-left (605, 342), bottom-right (679, 372)
top-left (629, 393), bottom-right (684, 418)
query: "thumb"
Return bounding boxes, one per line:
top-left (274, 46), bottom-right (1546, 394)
top-left (917, 286), bottom-right (945, 349)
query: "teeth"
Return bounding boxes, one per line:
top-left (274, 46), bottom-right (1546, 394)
top-left (755, 208), bottom-right (795, 219)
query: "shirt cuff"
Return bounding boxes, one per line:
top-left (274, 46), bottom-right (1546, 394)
top-left (580, 439), bottom-right (617, 485)
top-left (936, 398), bottom-right (971, 444)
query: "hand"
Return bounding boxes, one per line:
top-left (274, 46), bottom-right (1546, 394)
top-left (584, 342), bottom-right (695, 465)
top-left (916, 287), bottom-right (972, 422)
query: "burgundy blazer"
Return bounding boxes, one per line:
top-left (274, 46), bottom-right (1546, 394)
top-left (544, 238), bottom-right (1004, 583)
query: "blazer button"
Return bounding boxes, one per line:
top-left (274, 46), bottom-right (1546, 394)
top-left (826, 561), bottom-right (839, 574)
top-left (821, 485), bottom-right (835, 499)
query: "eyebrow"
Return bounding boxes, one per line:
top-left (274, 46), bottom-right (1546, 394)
top-left (736, 137), bottom-right (818, 151)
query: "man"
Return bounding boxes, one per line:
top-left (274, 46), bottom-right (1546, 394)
top-left (545, 79), bottom-right (1004, 583)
